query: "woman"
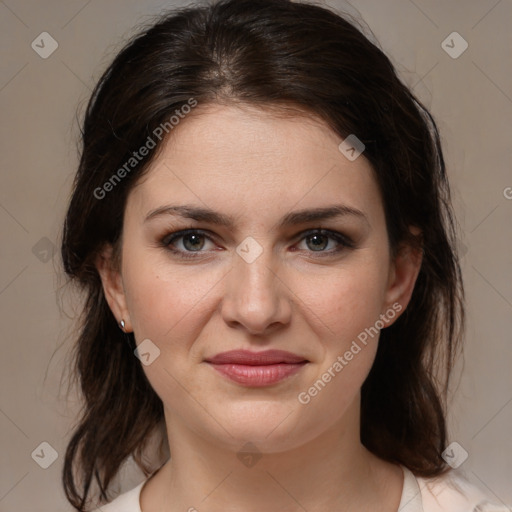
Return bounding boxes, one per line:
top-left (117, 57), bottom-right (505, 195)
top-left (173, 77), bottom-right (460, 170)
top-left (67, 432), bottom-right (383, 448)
top-left (60, 0), bottom-right (508, 511)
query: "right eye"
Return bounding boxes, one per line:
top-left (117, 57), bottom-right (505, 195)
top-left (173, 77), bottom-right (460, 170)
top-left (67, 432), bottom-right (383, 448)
top-left (161, 229), bottom-right (218, 258)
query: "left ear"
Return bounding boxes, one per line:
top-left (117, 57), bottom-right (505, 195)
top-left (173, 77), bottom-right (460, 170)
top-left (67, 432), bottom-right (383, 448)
top-left (382, 227), bottom-right (423, 326)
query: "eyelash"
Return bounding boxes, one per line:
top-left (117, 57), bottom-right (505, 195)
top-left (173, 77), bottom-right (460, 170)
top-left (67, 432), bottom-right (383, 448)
top-left (160, 228), bottom-right (355, 260)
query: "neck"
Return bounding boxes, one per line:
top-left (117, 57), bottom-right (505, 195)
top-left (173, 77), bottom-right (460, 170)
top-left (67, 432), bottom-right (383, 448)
top-left (141, 397), bottom-right (403, 512)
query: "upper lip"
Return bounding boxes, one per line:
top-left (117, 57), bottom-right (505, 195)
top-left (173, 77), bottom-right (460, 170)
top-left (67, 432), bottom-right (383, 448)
top-left (205, 349), bottom-right (307, 365)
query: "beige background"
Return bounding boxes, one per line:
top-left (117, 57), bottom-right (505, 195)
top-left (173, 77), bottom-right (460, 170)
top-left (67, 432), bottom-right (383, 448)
top-left (0, 0), bottom-right (511, 510)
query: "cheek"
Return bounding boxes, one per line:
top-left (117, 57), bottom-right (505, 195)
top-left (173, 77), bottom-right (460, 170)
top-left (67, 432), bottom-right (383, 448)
top-left (293, 267), bottom-right (384, 422)
top-left (122, 253), bottom-right (216, 339)
top-left (292, 258), bottom-right (387, 343)
top-left (121, 258), bottom-right (216, 397)
top-left (297, 341), bottom-right (377, 436)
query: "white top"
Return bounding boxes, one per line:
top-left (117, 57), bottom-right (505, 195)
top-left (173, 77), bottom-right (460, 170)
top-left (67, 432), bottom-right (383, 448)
top-left (100, 465), bottom-right (510, 512)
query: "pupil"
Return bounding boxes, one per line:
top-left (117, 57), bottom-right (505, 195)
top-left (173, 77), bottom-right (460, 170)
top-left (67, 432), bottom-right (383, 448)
top-left (184, 234), bottom-right (204, 251)
top-left (308, 234), bottom-right (327, 251)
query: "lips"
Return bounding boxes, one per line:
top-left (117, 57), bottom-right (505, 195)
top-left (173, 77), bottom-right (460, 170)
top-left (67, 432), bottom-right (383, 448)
top-left (205, 349), bottom-right (307, 365)
top-left (205, 350), bottom-right (308, 387)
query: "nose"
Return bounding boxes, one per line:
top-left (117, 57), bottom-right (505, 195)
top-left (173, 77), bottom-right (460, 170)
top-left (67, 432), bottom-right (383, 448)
top-left (220, 246), bottom-right (292, 336)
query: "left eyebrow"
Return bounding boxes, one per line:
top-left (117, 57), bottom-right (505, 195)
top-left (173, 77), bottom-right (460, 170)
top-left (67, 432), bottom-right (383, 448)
top-left (144, 203), bottom-right (369, 229)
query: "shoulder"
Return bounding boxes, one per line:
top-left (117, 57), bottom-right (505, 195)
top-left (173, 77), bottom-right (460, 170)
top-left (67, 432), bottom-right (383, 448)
top-left (99, 481), bottom-right (145, 512)
top-left (416, 469), bottom-right (510, 512)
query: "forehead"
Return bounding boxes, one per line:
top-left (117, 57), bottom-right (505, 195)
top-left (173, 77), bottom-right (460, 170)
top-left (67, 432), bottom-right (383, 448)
top-left (127, 103), bottom-right (382, 226)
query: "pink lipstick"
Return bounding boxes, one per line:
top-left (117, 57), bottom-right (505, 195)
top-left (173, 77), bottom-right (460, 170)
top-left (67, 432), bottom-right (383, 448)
top-left (205, 349), bottom-right (308, 387)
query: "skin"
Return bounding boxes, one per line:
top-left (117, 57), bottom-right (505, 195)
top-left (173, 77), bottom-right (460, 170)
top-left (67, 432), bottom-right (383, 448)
top-left (97, 103), bottom-right (423, 512)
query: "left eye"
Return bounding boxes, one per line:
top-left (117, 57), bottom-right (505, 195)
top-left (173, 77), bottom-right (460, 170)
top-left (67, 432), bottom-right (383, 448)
top-left (296, 231), bottom-right (346, 252)
top-left (161, 229), bottom-right (353, 259)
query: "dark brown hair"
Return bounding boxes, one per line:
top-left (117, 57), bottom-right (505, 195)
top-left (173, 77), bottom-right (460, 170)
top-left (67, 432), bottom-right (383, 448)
top-left (60, 0), bottom-right (465, 510)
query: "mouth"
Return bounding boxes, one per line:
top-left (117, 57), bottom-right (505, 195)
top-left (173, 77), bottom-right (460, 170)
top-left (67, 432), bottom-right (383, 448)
top-left (205, 349), bottom-right (308, 387)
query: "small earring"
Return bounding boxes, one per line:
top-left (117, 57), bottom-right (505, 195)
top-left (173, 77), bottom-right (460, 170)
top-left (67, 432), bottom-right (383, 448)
top-left (119, 319), bottom-right (126, 332)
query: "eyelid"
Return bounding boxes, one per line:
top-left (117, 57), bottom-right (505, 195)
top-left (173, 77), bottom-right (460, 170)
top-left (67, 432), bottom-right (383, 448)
top-left (161, 228), bottom-right (218, 247)
top-left (294, 228), bottom-right (354, 248)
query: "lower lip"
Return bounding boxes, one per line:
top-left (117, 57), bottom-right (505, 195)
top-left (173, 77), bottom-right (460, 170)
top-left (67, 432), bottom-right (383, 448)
top-left (207, 362), bottom-right (307, 387)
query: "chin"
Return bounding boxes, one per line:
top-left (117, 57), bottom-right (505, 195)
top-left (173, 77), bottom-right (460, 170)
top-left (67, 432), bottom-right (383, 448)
top-left (204, 402), bottom-right (314, 451)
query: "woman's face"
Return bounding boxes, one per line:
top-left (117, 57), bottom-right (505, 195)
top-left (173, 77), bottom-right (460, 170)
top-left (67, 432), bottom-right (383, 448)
top-left (99, 103), bottom-right (420, 453)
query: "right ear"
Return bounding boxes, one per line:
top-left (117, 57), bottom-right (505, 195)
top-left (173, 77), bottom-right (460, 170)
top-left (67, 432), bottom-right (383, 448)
top-left (95, 244), bottom-right (133, 332)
